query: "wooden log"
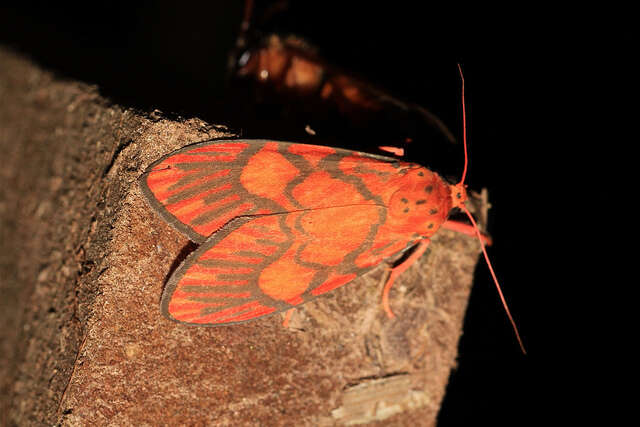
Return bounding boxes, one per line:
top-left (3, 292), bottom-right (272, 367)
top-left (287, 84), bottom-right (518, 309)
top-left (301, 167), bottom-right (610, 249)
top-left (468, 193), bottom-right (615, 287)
top-left (0, 47), bottom-right (483, 426)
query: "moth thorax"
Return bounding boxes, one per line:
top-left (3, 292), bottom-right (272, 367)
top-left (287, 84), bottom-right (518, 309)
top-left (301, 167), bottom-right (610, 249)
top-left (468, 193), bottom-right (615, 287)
top-left (387, 169), bottom-right (451, 235)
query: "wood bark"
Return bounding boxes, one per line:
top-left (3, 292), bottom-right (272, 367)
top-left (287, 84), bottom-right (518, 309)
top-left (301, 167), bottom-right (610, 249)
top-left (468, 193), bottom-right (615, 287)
top-left (0, 47), bottom-right (483, 426)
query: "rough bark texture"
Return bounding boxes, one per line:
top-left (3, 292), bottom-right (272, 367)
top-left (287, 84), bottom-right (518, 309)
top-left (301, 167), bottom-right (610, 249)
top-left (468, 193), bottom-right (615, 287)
top-left (1, 47), bottom-right (483, 426)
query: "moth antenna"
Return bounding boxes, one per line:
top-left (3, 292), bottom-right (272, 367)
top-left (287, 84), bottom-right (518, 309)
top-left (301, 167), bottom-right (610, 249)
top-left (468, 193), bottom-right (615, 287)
top-left (462, 207), bottom-right (526, 354)
top-left (457, 63), bottom-right (526, 354)
top-left (457, 63), bottom-right (468, 185)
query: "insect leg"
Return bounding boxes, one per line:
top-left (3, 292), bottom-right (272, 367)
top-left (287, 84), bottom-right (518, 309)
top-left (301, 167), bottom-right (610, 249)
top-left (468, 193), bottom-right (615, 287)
top-left (377, 146), bottom-right (405, 156)
top-left (441, 220), bottom-right (493, 246)
top-left (282, 308), bottom-right (295, 328)
top-left (381, 239), bottom-right (431, 318)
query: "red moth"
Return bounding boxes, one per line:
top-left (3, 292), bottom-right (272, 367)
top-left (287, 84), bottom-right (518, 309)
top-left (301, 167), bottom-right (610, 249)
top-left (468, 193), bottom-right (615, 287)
top-left (138, 70), bottom-right (525, 352)
top-left (139, 140), bottom-right (464, 322)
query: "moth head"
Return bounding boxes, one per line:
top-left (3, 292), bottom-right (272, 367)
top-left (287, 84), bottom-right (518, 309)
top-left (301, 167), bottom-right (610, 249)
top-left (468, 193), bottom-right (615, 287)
top-left (449, 182), bottom-right (468, 210)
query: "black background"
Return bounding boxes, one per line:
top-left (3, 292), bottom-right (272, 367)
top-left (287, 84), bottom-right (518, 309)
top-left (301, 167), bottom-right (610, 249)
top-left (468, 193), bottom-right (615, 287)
top-left (1, 1), bottom-right (556, 425)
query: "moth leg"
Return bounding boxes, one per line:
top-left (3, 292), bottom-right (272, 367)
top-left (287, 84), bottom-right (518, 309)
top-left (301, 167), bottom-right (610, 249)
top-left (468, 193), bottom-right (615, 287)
top-left (282, 308), bottom-right (295, 328)
top-left (378, 146), bottom-right (405, 156)
top-left (379, 136), bottom-right (415, 157)
top-left (382, 239), bottom-right (431, 318)
top-left (442, 220), bottom-right (493, 246)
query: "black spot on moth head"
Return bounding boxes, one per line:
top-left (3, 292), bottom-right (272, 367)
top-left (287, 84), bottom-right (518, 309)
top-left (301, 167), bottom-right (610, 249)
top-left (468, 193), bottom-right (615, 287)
top-left (403, 207), bottom-right (410, 213)
top-left (427, 223), bottom-right (434, 229)
top-left (416, 199), bottom-right (427, 205)
top-left (401, 198), bottom-right (408, 204)
top-left (429, 208), bottom-right (438, 215)
top-left (424, 185), bottom-right (433, 194)
top-left (418, 171), bottom-right (424, 176)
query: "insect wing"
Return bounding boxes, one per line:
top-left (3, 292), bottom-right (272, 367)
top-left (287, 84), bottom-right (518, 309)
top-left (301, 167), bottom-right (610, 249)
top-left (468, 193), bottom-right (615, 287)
top-left (139, 141), bottom-right (266, 242)
top-left (140, 139), bottom-right (429, 325)
top-left (162, 204), bottom-right (407, 326)
top-left (139, 139), bottom-right (401, 242)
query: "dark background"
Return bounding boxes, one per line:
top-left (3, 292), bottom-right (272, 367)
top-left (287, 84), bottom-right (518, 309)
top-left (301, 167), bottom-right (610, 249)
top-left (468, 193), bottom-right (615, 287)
top-left (1, 1), bottom-right (554, 425)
